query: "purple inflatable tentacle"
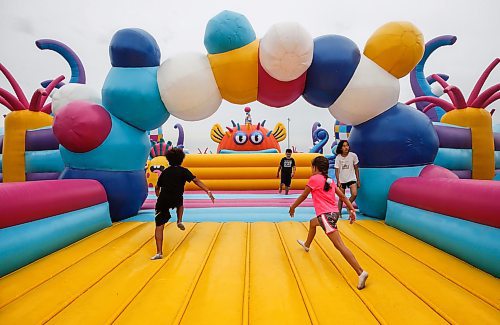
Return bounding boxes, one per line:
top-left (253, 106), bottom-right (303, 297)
top-left (312, 122), bottom-right (321, 142)
top-left (41, 80), bottom-right (65, 89)
top-left (174, 123), bottom-right (184, 147)
top-left (36, 39), bottom-right (86, 84)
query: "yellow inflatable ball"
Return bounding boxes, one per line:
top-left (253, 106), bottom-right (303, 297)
top-left (364, 21), bottom-right (424, 79)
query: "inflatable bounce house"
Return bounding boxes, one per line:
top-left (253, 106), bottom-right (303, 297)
top-left (0, 10), bottom-right (498, 324)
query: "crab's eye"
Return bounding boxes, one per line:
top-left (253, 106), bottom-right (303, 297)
top-left (250, 131), bottom-right (264, 144)
top-left (234, 131), bottom-right (248, 145)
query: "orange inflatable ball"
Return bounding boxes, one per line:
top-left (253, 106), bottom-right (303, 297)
top-left (364, 21), bottom-right (424, 79)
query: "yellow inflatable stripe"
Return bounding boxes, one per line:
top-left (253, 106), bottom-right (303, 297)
top-left (114, 223), bottom-right (222, 324)
top-left (0, 222), bottom-right (140, 309)
top-left (277, 222), bottom-right (377, 324)
top-left (188, 166), bottom-right (312, 180)
top-left (275, 223), bottom-right (319, 325)
top-left (46, 223), bottom-right (195, 324)
top-left (358, 221), bottom-right (500, 309)
top-left (183, 153), bottom-right (320, 167)
top-left (180, 223), bottom-right (248, 324)
top-left (185, 178), bottom-right (309, 191)
top-left (248, 222), bottom-right (311, 324)
top-left (243, 223), bottom-right (250, 325)
top-left (306, 221), bottom-right (447, 324)
top-left (0, 223), bottom-right (153, 324)
top-left (338, 222), bottom-right (499, 324)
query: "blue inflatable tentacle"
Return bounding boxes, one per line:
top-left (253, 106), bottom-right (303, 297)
top-left (36, 39), bottom-right (86, 85)
top-left (309, 128), bottom-right (329, 153)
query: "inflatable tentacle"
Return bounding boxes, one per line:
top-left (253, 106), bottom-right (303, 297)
top-left (312, 122), bottom-right (321, 143)
top-left (409, 35), bottom-right (456, 120)
top-left (483, 92), bottom-right (500, 108)
top-left (472, 84), bottom-right (500, 108)
top-left (406, 96), bottom-right (455, 112)
top-left (467, 58), bottom-right (499, 105)
top-left (174, 123), bottom-right (184, 147)
top-left (40, 75), bottom-right (65, 107)
top-left (29, 89), bottom-right (46, 111)
top-left (36, 39), bottom-right (86, 84)
top-left (40, 80), bottom-right (65, 89)
top-left (426, 74), bottom-right (449, 85)
top-left (309, 127), bottom-right (329, 153)
top-left (0, 63), bottom-right (30, 107)
top-left (0, 88), bottom-right (24, 111)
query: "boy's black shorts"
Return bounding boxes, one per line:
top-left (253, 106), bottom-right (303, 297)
top-left (155, 210), bottom-right (171, 226)
top-left (155, 196), bottom-right (183, 226)
top-left (281, 174), bottom-right (292, 187)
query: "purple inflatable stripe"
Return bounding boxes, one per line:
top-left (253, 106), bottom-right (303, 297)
top-left (26, 172), bottom-right (61, 181)
top-left (452, 170), bottom-right (472, 179)
top-left (0, 173), bottom-right (2, 182)
top-left (25, 128), bottom-right (60, 151)
top-left (494, 132), bottom-right (500, 151)
top-left (434, 124), bottom-right (472, 149)
top-left (0, 135), bottom-right (3, 153)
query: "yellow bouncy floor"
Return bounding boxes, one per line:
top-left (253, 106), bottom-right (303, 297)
top-left (0, 221), bottom-right (499, 324)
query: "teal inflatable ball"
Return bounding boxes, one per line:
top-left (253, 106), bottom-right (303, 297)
top-left (204, 10), bottom-right (256, 54)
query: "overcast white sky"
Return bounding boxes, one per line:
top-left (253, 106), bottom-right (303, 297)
top-left (1, 0), bottom-right (499, 153)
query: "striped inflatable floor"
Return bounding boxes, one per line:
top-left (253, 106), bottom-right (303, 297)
top-left (0, 220), bottom-right (498, 324)
top-left (142, 189), bottom-right (316, 209)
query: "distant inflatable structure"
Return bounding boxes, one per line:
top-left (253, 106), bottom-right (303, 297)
top-left (145, 123), bottom-right (186, 187)
top-left (210, 107), bottom-right (286, 153)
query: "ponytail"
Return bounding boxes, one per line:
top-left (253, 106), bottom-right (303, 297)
top-left (322, 171), bottom-right (331, 191)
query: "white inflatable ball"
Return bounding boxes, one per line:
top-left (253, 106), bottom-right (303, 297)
top-left (51, 84), bottom-right (101, 115)
top-left (259, 22), bottom-right (313, 82)
top-left (158, 52), bottom-right (222, 121)
top-left (329, 55), bottom-right (400, 125)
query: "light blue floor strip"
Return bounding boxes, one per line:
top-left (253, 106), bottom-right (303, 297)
top-left (124, 207), bottom-right (376, 223)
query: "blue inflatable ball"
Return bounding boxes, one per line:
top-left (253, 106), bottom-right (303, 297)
top-left (204, 10), bottom-right (256, 54)
top-left (110, 28), bottom-right (161, 67)
top-left (349, 103), bottom-right (439, 167)
top-left (303, 35), bottom-right (361, 108)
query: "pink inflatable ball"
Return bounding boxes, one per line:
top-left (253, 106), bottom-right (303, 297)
top-left (244, 106), bottom-right (251, 113)
top-left (419, 164), bottom-right (459, 179)
top-left (53, 100), bottom-right (112, 153)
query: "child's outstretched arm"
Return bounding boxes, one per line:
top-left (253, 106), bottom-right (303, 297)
top-left (289, 187), bottom-right (311, 217)
top-left (192, 178), bottom-right (215, 203)
top-left (276, 165), bottom-right (282, 178)
top-left (335, 187), bottom-right (356, 223)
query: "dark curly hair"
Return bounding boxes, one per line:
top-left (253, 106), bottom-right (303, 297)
top-left (311, 156), bottom-right (331, 191)
top-left (335, 140), bottom-right (349, 155)
top-left (166, 147), bottom-right (185, 166)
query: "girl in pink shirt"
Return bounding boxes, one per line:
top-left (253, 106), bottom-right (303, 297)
top-left (289, 156), bottom-right (368, 289)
